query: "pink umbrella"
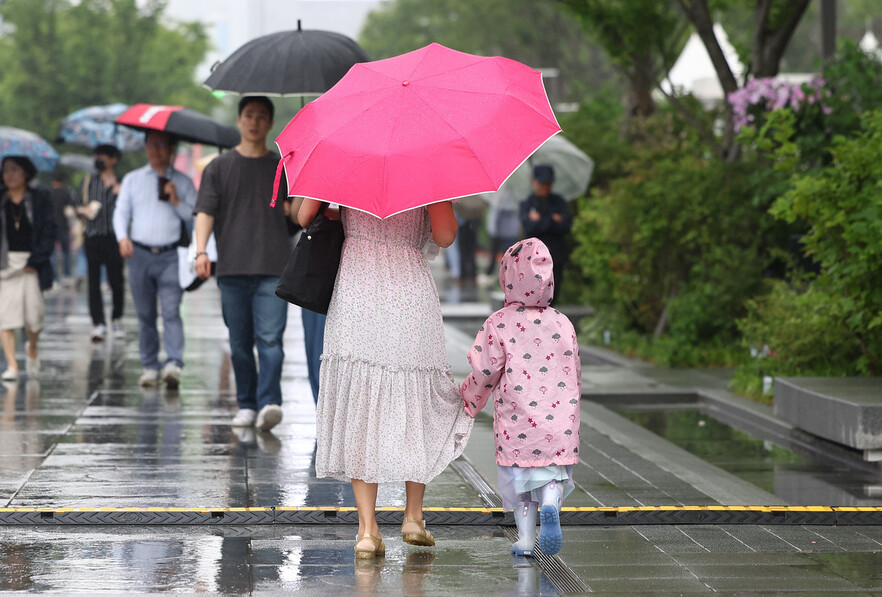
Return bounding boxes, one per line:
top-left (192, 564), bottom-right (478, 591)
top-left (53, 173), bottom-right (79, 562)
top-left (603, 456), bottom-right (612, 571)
top-left (271, 43), bottom-right (560, 218)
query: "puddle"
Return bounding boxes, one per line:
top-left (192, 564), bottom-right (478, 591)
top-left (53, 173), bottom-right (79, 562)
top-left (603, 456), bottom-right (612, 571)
top-left (618, 407), bottom-right (882, 506)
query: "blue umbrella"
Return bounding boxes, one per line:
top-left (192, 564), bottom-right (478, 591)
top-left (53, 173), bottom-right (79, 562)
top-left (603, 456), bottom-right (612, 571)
top-left (0, 126), bottom-right (60, 172)
top-left (56, 103), bottom-right (145, 152)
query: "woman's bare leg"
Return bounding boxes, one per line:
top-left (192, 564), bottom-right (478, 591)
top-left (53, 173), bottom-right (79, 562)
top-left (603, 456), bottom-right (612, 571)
top-left (25, 330), bottom-right (39, 358)
top-left (352, 478), bottom-right (380, 537)
top-left (1, 331), bottom-right (17, 372)
top-left (404, 481), bottom-right (426, 520)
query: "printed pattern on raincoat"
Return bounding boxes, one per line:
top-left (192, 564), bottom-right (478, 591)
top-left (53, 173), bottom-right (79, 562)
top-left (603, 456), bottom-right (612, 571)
top-left (461, 238), bottom-right (581, 467)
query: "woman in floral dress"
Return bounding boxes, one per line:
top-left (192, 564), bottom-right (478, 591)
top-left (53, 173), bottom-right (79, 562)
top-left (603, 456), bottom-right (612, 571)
top-left (297, 198), bottom-right (474, 558)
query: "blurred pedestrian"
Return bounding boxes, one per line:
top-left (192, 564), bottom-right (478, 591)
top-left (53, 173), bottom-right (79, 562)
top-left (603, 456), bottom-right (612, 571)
top-left (452, 196), bottom-right (487, 286)
top-left (461, 238), bottom-right (581, 557)
top-left (519, 164), bottom-right (572, 304)
top-left (296, 197), bottom-right (473, 559)
top-left (483, 186), bottom-right (521, 278)
top-left (194, 96), bottom-right (292, 432)
top-left (49, 168), bottom-right (76, 285)
top-left (78, 144), bottom-right (125, 342)
top-left (0, 157), bottom-right (57, 381)
top-left (113, 131), bottom-right (196, 388)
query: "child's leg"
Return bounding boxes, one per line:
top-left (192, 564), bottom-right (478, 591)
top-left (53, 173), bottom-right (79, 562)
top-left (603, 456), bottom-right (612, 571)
top-left (538, 481), bottom-right (563, 555)
top-left (511, 497), bottom-right (538, 556)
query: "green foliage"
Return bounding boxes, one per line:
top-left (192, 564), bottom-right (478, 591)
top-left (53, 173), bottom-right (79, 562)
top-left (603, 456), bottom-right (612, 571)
top-left (570, 110), bottom-right (775, 365)
top-left (768, 110), bottom-right (882, 374)
top-left (736, 40), bottom-right (882, 172)
top-left (728, 44), bottom-right (882, 393)
top-left (0, 0), bottom-right (215, 142)
top-left (559, 0), bottom-right (686, 75)
top-left (731, 280), bottom-right (864, 400)
top-left (557, 88), bottom-right (630, 192)
top-left (358, 0), bottom-right (617, 103)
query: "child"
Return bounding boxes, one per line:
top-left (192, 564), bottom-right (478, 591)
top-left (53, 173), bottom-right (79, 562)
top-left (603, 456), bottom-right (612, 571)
top-left (461, 238), bottom-right (581, 557)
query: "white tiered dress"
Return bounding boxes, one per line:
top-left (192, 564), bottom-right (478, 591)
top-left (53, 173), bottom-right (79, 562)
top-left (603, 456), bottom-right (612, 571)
top-left (315, 206), bottom-right (473, 484)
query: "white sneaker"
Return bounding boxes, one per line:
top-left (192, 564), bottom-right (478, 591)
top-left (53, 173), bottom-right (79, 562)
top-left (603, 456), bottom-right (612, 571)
top-left (139, 369), bottom-right (160, 387)
top-left (161, 363), bottom-right (182, 389)
top-left (231, 408), bottom-right (257, 427)
top-left (111, 320), bottom-right (125, 338)
top-left (1, 368), bottom-right (19, 382)
top-left (25, 355), bottom-right (40, 376)
top-left (231, 426), bottom-right (256, 445)
top-left (91, 324), bottom-right (106, 342)
top-left (256, 404), bottom-right (283, 432)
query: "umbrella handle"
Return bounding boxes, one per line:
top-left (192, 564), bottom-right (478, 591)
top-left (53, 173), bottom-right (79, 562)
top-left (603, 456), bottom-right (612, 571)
top-left (270, 151), bottom-right (295, 207)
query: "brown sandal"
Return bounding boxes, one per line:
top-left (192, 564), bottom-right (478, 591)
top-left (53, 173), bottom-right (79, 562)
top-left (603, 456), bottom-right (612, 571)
top-left (401, 517), bottom-right (435, 547)
top-left (355, 532), bottom-right (386, 559)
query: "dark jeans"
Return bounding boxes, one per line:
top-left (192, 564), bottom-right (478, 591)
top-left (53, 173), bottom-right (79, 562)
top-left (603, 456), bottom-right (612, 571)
top-left (84, 234), bottom-right (124, 325)
top-left (458, 218), bottom-right (481, 282)
top-left (301, 309), bottom-right (326, 404)
top-left (217, 275), bottom-right (288, 411)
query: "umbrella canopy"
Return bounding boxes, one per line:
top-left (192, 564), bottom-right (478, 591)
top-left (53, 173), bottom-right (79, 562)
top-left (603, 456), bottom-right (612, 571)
top-left (203, 20), bottom-right (370, 97)
top-left (272, 43), bottom-right (561, 219)
top-left (0, 126), bottom-right (59, 172)
top-left (59, 153), bottom-right (96, 172)
top-left (56, 103), bottom-right (145, 152)
top-left (484, 134), bottom-right (594, 207)
top-left (116, 104), bottom-right (240, 148)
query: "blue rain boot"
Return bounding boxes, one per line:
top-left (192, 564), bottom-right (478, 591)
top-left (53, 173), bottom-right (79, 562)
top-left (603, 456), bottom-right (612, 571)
top-left (538, 481), bottom-right (562, 555)
top-left (511, 501), bottom-right (537, 557)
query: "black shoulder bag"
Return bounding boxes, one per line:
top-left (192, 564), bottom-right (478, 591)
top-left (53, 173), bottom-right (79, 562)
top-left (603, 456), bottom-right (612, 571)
top-left (275, 203), bottom-right (344, 315)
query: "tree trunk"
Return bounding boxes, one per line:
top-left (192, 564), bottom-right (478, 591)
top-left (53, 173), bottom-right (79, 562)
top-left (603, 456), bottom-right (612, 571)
top-left (620, 49), bottom-right (657, 119)
top-left (751, 0), bottom-right (811, 78)
top-left (821, 0), bottom-right (837, 63)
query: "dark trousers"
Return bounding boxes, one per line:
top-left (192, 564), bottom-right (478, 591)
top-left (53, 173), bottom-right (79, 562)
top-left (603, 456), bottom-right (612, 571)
top-left (458, 218), bottom-right (480, 282)
top-left (551, 256), bottom-right (565, 306)
top-left (84, 234), bottom-right (124, 326)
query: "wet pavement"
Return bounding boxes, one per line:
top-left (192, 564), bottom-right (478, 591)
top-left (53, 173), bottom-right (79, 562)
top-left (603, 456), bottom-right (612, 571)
top-left (0, 258), bottom-right (881, 595)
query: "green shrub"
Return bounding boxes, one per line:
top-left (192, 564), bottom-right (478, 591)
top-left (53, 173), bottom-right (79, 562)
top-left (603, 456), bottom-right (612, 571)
top-left (767, 110), bottom-right (882, 374)
top-left (732, 280), bottom-right (864, 401)
top-left (570, 112), bottom-right (777, 365)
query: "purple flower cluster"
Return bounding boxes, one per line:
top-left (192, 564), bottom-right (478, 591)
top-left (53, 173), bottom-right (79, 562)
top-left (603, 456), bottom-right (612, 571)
top-left (728, 77), bottom-right (831, 130)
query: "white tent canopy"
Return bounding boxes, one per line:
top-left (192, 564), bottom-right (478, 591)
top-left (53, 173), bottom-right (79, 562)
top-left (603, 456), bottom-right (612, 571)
top-left (661, 24), bottom-right (744, 104)
top-left (860, 29), bottom-right (882, 60)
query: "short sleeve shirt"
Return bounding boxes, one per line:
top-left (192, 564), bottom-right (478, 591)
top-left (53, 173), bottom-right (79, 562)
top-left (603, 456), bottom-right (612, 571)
top-left (195, 149), bottom-right (290, 277)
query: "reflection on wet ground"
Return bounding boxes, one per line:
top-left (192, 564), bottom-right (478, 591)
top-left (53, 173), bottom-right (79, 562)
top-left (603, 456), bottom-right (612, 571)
top-left (620, 408), bottom-right (882, 507)
top-left (2, 271), bottom-right (882, 594)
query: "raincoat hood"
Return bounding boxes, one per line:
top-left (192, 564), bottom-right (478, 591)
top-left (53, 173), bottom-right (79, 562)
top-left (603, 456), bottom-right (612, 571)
top-left (499, 237), bottom-right (554, 308)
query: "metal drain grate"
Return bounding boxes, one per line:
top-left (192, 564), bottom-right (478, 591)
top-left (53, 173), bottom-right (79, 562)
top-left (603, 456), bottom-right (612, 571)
top-left (502, 526), bottom-right (590, 594)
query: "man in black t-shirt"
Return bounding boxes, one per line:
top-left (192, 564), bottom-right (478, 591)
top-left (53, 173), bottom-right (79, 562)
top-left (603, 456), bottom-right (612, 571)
top-left (194, 96), bottom-right (294, 434)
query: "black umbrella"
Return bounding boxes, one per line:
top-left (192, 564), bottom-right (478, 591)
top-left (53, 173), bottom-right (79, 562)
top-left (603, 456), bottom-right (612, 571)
top-left (115, 104), bottom-right (240, 148)
top-left (202, 20), bottom-right (370, 97)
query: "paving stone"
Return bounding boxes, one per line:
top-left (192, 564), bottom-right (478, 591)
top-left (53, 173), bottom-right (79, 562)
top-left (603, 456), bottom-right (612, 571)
top-left (763, 526), bottom-right (849, 552)
top-left (678, 526), bottom-right (758, 553)
top-left (633, 525), bottom-right (710, 554)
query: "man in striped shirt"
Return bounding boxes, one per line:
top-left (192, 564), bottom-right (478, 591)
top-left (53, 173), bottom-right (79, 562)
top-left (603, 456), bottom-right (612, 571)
top-left (77, 144), bottom-right (125, 342)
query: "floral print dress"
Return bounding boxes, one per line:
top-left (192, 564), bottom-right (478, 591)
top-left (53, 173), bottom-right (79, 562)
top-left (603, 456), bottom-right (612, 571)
top-left (315, 206), bottom-right (473, 484)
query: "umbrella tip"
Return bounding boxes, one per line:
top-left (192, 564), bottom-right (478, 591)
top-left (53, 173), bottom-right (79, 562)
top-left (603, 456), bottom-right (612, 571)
top-left (297, 19), bottom-right (301, 31)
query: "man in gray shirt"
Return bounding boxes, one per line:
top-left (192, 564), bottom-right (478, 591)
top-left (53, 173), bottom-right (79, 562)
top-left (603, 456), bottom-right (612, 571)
top-left (194, 96), bottom-right (291, 433)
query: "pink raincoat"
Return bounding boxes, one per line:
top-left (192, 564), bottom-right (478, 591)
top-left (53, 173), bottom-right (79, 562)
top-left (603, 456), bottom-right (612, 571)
top-left (461, 238), bottom-right (581, 467)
